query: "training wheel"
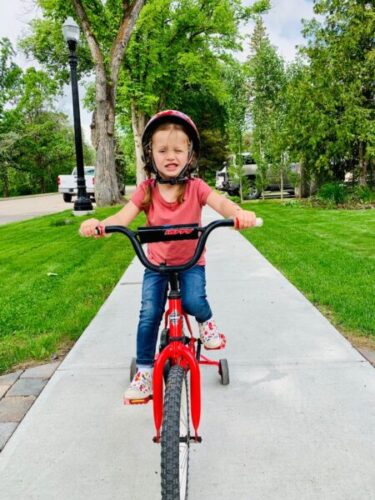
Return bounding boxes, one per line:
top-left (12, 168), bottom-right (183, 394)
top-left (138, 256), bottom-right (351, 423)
top-left (219, 359), bottom-right (230, 385)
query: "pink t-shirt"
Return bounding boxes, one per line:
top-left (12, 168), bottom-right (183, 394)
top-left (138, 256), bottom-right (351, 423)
top-left (131, 178), bottom-right (212, 266)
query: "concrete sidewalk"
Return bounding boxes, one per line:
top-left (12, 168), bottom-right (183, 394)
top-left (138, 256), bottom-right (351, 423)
top-left (0, 208), bottom-right (374, 499)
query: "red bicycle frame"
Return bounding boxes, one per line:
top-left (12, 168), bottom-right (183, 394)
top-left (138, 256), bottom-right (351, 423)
top-left (152, 269), bottom-right (224, 443)
top-left (101, 220), bottom-right (236, 443)
top-left (153, 293), bottom-right (201, 443)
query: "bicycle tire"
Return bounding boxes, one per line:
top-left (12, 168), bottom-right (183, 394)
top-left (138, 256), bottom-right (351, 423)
top-left (161, 365), bottom-right (190, 500)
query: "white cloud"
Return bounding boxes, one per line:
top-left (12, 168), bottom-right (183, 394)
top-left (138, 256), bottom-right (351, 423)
top-left (241, 0), bottom-right (316, 62)
top-left (0, 0), bottom-right (40, 67)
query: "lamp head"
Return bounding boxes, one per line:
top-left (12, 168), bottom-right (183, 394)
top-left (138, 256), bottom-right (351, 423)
top-left (62, 17), bottom-right (80, 44)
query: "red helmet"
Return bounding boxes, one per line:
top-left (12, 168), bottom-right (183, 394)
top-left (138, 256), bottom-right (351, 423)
top-left (142, 110), bottom-right (200, 168)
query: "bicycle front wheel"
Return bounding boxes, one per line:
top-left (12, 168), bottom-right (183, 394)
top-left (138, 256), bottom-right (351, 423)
top-left (161, 365), bottom-right (190, 500)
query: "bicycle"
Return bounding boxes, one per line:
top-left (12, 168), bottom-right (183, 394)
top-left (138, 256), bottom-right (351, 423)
top-left (98, 217), bottom-right (262, 500)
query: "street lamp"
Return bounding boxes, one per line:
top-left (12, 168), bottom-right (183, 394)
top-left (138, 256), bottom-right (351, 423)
top-left (62, 17), bottom-right (93, 215)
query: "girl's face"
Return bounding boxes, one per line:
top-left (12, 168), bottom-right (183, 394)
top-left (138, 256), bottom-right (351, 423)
top-left (152, 128), bottom-right (190, 180)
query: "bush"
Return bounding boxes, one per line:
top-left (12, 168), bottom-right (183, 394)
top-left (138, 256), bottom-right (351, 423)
top-left (282, 199), bottom-right (301, 208)
top-left (228, 195), bottom-right (241, 204)
top-left (351, 185), bottom-right (375, 204)
top-left (317, 182), bottom-right (348, 205)
top-left (125, 166), bottom-right (136, 185)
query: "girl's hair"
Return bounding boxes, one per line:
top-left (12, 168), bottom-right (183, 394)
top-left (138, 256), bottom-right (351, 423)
top-left (141, 122), bottom-right (195, 209)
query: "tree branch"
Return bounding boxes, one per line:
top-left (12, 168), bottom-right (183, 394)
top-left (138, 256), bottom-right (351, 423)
top-left (71, 0), bottom-right (105, 68)
top-left (110, 0), bottom-right (145, 89)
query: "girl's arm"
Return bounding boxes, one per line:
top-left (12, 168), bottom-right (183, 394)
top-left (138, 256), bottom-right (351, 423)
top-left (206, 191), bottom-right (256, 229)
top-left (101, 200), bottom-right (140, 227)
top-left (79, 200), bottom-right (141, 238)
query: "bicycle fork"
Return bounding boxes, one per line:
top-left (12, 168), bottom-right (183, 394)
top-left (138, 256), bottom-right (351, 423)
top-left (152, 294), bottom-right (202, 444)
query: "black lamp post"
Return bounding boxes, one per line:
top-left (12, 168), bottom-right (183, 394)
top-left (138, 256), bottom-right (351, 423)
top-left (62, 17), bottom-right (93, 214)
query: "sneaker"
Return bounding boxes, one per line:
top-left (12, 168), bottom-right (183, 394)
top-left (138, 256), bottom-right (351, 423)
top-left (198, 319), bottom-right (226, 350)
top-left (124, 370), bottom-right (153, 403)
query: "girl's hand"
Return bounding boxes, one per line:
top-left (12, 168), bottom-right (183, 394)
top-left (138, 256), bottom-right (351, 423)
top-left (234, 209), bottom-right (257, 230)
top-left (79, 218), bottom-right (103, 238)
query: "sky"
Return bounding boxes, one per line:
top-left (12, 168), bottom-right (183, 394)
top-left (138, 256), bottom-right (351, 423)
top-left (0, 0), bottom-right (317, 144)
top-left (240, 0), bottom-right (316, 62)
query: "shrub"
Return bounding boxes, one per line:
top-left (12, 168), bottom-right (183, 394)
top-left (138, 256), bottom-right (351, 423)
top-left (317, 182), bottom-right (348, 205)
top-left (282, 199), bottom-right (301, 208)
top-left (229, 195), bottom-right (241, 204)
top-left (351, 185), bottom-right (375, 204)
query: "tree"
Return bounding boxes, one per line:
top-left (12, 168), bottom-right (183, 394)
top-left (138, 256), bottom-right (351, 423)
top-left (301, 0), bottom-right (375, 186)
top-left (0, 50), bottom-right (94, 197)
top-left (224, 59), bottom-right (249, 202)
top-left (0, 38), bottom-right (23, 197)
top-left (118, 0), bottom-right (270, 184)
top-left (282, 60), bottom-right (323, 195)
top-left (246, 17), bottom-right (287, 198)
top-left (21, 0), bottom-right (145, 205)
top-left (0, 38), bottom-right (22, 118)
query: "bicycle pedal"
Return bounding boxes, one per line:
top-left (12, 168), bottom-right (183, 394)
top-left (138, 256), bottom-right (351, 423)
top-left (123, 395), bottom-right (153, 406)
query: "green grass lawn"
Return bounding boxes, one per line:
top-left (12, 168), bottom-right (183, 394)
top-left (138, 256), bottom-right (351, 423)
top-left (1, 200), bottom-right (374, 374)
top-left (240, 200), bottom-right (375, 342)
top-left (0, 208), bottom-right (145, 374)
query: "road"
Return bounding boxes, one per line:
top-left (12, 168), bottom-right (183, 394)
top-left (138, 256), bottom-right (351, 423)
top-left (0, 188), bottom-right (136, 226)
top-left (0, 188), bottom-right (292, 226)
top-left (0, 193), bottom-right (70, 225)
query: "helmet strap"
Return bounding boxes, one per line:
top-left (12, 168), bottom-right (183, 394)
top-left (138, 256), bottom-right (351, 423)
top-left (154, 163), bottom-right (190, 185)
top-left (151, 145), bottom-right (195, 185)
top-left (156, 174), bottom-right (189, 185)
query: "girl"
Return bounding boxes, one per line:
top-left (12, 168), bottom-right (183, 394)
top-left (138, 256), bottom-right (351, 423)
top-left (79, 110), bottom-right (257, 402)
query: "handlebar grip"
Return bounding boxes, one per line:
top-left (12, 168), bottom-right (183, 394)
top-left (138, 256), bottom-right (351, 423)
top-left (235, 217), bottom-right (264, 229)
top-left (94, 225), bottom-right (105, 237)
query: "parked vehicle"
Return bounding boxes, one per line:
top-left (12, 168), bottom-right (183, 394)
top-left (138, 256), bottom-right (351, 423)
top-left (215, 166), bottom-right (228, 190)
top-left (58, 166), bottom-right (95, 203)
top-left (58, 166), bottom-right (126, 203)
top-left (216, 153), bottom-right (298, 199)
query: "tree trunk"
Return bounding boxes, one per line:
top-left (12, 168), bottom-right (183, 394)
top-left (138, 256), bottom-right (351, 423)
top-left (297, 159), bottom-right (310, 198)
top-left (1, 166), bottom-right (9, 197)
top-left (93, 69), bottom-right (121, 207)
top-left (72, 0), bottom-right (146, 206)
top-left (40, 175), bottom-right (45, 193)
top-left (358, 141), bottom-right (368, 187)
top-left (131, 103), bottom-right (146, 186)
top-left (280, 165), bottom-right (284, 201)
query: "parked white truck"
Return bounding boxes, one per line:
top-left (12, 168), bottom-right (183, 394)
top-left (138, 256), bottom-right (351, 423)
top-left (57, 166), bottom-right (95, 203)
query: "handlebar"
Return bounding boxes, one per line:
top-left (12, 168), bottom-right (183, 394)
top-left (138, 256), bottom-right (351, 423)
top-left (100, 217), bottom-right (263, 274)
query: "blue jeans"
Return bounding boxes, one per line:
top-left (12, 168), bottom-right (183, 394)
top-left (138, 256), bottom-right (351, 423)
top-left (136, 265), bottom-right (212, 366)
